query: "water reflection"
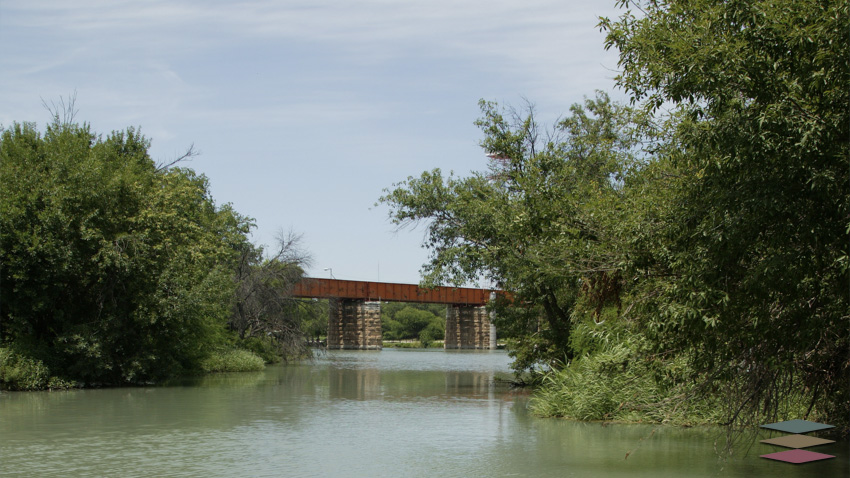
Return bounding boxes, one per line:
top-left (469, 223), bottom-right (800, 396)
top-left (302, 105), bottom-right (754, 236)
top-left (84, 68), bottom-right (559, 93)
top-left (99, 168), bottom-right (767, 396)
top-left (1, 349), bottom-right (846, 478)
top-left (328, 367), bottom-right (381, 400)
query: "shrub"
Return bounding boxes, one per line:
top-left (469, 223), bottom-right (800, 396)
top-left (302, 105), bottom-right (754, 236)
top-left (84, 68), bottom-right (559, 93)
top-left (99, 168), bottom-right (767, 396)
top-left (235, 336), bottom-right (282, 364)
top-left (0, 348), bottom-right (75, 390)
top-left (200, 349), bottom-right (265, 373)
top-left (0, 348), bottom-right (49, 390)
top-left (419, 332), bottom-right (433, 348)
top-left (529, 332), bottom-right (724, 426)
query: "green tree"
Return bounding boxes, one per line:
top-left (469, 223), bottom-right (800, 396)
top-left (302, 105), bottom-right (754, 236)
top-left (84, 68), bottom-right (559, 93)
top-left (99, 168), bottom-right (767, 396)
top-left (380, 92), bottom-right (646, 371)
top-left (601, 0), bottom-right (849, 430)
top-left (380, 302), bottom-right (445, 341)
top-left (230, 231), bottom-right (311, 358)
top-left (393, 307), bottom-right (436, 339)
top-left (300, 299), bottom-right (329, 343)
top-left (419, 320), bottom-right (445, 347)
top-left (0, 117), bottom-right (249, 384)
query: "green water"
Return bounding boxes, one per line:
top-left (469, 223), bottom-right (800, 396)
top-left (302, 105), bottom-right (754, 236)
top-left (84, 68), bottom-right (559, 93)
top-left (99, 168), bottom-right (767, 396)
top-left (1, 349), bottom-right (846, 477)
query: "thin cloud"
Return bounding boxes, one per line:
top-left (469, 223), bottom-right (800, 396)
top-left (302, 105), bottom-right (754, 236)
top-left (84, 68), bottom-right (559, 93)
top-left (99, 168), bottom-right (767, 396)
top-left (2, 0), bottom-right (628, 284)
top-left (6, 0), bottom-right (620, 98)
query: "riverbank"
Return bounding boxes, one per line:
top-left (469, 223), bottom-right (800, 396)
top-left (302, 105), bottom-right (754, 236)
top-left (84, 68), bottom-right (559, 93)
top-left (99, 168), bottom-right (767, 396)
top-left (381, 340), bottom-right (443, 349)
top-left (0, 346), bottom-right (270, 391)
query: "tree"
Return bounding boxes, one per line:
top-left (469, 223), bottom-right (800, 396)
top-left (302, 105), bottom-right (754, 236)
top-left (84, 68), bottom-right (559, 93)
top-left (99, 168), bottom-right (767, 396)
top-left (230, 230), bottom-right (312, 358)
top-left (601, 0), bottom-right (849, 431)
top-left (0, 118), bottom-right (250, 384)
top-left (380, 302), bottom-right (444, 341)
top-left (394, 307), bottom-right (436, 339)
top-left (300, 299), bottom-right (329, 344)
top-left (380, 92), bottom-right (647, 371)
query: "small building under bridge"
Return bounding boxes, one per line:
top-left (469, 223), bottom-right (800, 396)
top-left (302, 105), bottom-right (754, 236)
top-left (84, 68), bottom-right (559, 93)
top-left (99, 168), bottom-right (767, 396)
top-left (291, 278), bottom-right (507, 350)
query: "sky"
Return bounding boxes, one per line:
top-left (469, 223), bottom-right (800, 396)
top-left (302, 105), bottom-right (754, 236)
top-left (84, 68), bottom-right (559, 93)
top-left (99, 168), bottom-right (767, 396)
top-left (1, 0), bottom-right (627, 286)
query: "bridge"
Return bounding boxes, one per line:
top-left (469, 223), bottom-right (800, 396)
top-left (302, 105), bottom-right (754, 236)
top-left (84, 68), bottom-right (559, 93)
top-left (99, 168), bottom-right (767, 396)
top-left (292, 278), bottom-right (504, 350)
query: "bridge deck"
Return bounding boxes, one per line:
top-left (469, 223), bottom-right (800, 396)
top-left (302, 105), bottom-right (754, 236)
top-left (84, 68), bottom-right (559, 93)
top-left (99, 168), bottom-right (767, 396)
top-left (292, 278), bottom-right (494, 305)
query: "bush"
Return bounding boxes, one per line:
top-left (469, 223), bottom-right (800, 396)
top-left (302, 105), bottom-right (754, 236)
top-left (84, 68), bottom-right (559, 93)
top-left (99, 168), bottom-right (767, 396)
top-left (200, 349), bottom-right (265, 373)
top-left (0, 348), bottom-right (49, 390)
top-left (235, 336), bottom-right (282, 364)
top-left (0, 120), bottom-right (251, 384)
top-left (529, 333), bottom-right (724, 426)
top-left (382, 340), bottom-right (444, 349)
top-left (0, 348), bottom-right (76, 391)
top-left (418, 329), bottom-right (435, 348)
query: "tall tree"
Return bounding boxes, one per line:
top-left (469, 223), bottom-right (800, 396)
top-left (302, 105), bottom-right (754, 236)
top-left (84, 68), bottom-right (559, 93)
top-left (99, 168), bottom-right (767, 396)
top-left (601, 0), bottom-right (849, 430)
top-left (380, 92), bottom-right (646, 371)
top-left (230, 231), bottom-right (311, 358)
top-left (0, 118), bottom-right (250, 384)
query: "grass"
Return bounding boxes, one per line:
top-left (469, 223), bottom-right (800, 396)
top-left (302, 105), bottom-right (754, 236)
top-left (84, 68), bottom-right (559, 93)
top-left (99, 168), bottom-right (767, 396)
top-left (200, 349), bottom-right (265, 373)
top-left (528, 343), bottom-right (724, 426)
top-left (382, 340), bottom-right (445, 349)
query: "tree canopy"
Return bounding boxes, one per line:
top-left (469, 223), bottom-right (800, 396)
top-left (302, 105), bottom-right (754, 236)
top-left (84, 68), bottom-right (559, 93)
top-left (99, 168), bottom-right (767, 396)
top-left (381, 0), bottom-right (848, 432)
top-left (381, 302), bottom-right (445, 344)
top-left (0, 116), bottom-right (308, 386)
top-left (601, 0), bottom-right (848, 431)
top-left (381, 92), bottom-right (646, 371)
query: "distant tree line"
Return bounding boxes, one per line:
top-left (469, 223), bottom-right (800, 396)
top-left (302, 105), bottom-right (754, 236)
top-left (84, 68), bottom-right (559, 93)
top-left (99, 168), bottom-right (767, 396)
top-left (381, 302), bottom-right (445, 346)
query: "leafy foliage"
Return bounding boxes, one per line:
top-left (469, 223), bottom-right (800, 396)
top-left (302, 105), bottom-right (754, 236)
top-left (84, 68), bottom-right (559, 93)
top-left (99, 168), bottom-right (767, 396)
top-left (1, 117), bottom-right (263, 385)
top-left (230, 231), bottom-right (312, 359)
top-left (601, 0), bottom-right (849, 431)
top-left (531, 340), bottom-right (711, 424)
top-left (300, 299), bottom-right (330, 343)
top-left (381, 302), bottom-right (445, 342)
top-left (380, 0), bottom-right (848, 436)
top-left (0, 347), bottom-right (51, 391)
top-left (200, 348), bottom-right (265, 373)
top-left (380, 92), bottom-right (646, 370)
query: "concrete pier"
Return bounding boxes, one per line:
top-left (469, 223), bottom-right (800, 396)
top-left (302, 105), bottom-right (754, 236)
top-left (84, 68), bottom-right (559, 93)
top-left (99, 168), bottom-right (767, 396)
top-left (444, 305), bottom-right (494, 349)
top-left (327, 299), bottom-right (382, 350)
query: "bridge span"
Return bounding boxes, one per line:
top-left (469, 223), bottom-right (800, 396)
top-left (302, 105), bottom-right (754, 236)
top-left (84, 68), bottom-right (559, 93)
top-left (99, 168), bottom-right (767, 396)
top-left (293, 278), bottom-right (504, 350)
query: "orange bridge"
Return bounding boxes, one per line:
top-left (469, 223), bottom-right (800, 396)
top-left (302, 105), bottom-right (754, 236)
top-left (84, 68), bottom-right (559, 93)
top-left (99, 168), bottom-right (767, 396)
top-left (293, 278), bottom-right (505, 350)
top-left (292, 278), bottom-right (497, 305)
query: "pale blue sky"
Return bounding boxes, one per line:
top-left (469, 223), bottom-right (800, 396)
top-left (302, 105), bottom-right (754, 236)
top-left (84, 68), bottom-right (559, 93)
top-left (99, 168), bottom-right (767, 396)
top-left (1, 0), bottom-right (626, 285)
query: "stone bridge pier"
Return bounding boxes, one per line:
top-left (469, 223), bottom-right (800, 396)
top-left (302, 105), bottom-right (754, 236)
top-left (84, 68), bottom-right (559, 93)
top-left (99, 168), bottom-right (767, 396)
top-left (327, 299), bottom-right (382, 350)
top-left (444, 303), bottom-right (497, 350)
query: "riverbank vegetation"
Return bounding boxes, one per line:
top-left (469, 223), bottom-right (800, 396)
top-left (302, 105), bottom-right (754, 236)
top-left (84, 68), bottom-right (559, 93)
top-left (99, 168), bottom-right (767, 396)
top-left (0, 106), bottom-right (311, 390)
top-left (380, 0), bottom-right (848, 436)
top-left (381, 302), bottom-right (445, 346)
top-left (200, 348), bottom-right (266, 373)
top-left (382, 340), bottom-right (444, 349)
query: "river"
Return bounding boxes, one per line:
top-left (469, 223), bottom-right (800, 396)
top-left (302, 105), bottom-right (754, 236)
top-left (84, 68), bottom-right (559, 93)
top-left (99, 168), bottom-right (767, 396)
top-left (1, 349), bottom-right (846, 477)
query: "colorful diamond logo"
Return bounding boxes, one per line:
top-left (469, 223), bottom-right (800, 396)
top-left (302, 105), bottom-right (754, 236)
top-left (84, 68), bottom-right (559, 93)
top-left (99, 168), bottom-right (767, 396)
top-left (760, 434), bottom-right (835, 449)
top-left (759, 419), bottom-right (835, 434)
top-left (759, 419), bottom-right (837, 465)
top-left (760, 449), bottom-right (835, 464)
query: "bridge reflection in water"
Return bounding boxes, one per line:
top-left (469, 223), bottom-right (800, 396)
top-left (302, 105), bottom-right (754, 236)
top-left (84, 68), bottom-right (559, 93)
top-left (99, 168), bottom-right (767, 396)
top-left (292, 278), bottom-right (507, 350)
top-left (327, 366), bottom-right (500, 401)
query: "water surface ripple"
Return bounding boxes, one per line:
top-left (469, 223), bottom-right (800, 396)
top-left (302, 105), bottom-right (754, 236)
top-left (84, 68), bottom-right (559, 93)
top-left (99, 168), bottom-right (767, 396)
top-left (1, 349), bottom-right (846, 477)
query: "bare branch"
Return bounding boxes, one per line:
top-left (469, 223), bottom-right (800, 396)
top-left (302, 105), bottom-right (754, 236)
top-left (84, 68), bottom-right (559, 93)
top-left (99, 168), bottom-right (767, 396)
top-left (41, 91), bottom-right (78, 126)
top-left (156, 143), bottom-right (199, 172)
